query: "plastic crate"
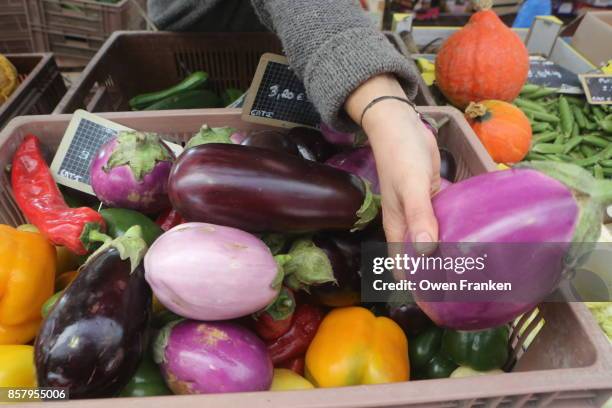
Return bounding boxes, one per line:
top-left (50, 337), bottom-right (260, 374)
top-left (26, 0), bottom-right (147, 64)
top-left (24, 0), bottom-right (147, 37)
top-left (0, 0), bottom-right (33, 53)
top-left (54, 30), bottom-right (436, 114)
top-left (0, 107), bottom-right (611, 406)
top-left (0, 53), bottom-right (66, 129)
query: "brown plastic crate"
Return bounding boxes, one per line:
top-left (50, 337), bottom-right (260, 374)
top-left (54, 30), bottom-right (436, 114)
top-left (0, 108), bottom-right (611, 407)
top-left (0, 0), bottom-right (33, 53)
top-left (24, 0), bottom-right (147, 37)
top-left (30, 25), bottom-right (105, 63)
top-left (0, 53), bottom-right (66, 129)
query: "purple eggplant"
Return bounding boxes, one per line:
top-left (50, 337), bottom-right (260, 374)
top-left (310, 233), bottom-right (362, 307)
top-left (287, 127), bottom-right (337, 162)
top-left (90, 131), bottom-right (173, 214)
top-left (387, 302), bottom-right (434, 338)
top-left (168, 144), bottom-right (378, 233)
top-left (154, 320), bottom-right (273, 394)
top-left (241, 130), bottom-right (302, 157)
top-left (415, 162), bottom-right (612, 330)
top-left (326, 147), bottom-right (379, 194)
top-left (35, 226), bottom-right (151, 398)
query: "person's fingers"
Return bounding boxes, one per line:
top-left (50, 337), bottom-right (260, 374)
top-left (402, 175), bottom-right (439, 255)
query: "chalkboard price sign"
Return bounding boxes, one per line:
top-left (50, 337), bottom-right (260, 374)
top-left (528, 57), bottom-right (582, 92)
top-left (242, 53), bottom-right (321, 129)
top-left (580, 74), bottom-right (612, 105)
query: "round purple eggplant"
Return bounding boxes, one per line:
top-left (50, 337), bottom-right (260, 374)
top-left (153, 320), bottom-right (273, 394)
top-left (326, 147), bottom-right (380, 194)
top-left (287, 127), bottom-right (337, 162)
top-left (90, 131), bottom-right (173, 214)
top-left (168, 143), bottom-right (378, 233)
top-left (34, 226), bottom-right (151, 398)
top-left (241, 130), bottom-right (301, 157)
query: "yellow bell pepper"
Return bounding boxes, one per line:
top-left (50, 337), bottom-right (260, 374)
top-left (0, 345), bottom-right (36, 387)
top-left (17, 224), bottom-right (81, 275)
top-left (0, 225), bottom-right (56, 344)
top-left (305, 306), bottom-right (409, 387)
top-left (270, 369), bottom-right (314, 391)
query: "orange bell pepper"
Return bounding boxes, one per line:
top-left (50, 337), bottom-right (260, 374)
top-left (0, 225), bottom-right (55, 344)
top-left (305, 306), bottom-right (409, 387)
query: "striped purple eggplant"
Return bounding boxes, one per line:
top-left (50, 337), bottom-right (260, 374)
top-left (414, 161), bottom-right (612, 330)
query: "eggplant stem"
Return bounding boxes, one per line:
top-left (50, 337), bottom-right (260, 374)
top-left (353, 180), bottom-right (379, 231)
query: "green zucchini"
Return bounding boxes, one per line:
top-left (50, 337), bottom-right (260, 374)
top-left (129, 71), bottom-right (209, 110)
top-left (143, 89), bottom-right (222, 111)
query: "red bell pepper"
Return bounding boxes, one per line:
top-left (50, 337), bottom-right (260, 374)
top-left (156, 208), bottom-right (185, 231)
top-left (253, 287), bottom-right (296, 341)
top-left (267, 303), bottom-right (325, 364)
top-left (11, 135), bottom-right (106, 255)
top-left (277, 356), bottom-right (305, 376)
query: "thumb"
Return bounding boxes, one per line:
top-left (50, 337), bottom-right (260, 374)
top-left (402, 177), bottom-right (439, 255)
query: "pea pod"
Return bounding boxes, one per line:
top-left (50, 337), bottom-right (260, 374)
top-left (559, 97), bottom-right (573, 136)
top-left (519, 84), bottom-right (540, 96)
top-left (575, 144), bottom-right (612, 167)
top-left (563, 137), bottom-right (582, 154)
top-left (570, 151), bottom-right (584, 160)
top-left (525, 152), bottom-right (547, 161)
top-left (564, 96), bottom-right (585, 106)
top-left (514, 98), bottom-right (548, 114)
top-left (531, 143), bottom-right (565, 154)
top-left (599, 159), bottom-right (612, 168)
top-left (533, 131), bottom-right (558, 144)
top-left (521, 108), bottom-right (560, 124)
top-left (524, 87), bottom-right (557, 99)
top-left (580, 145), bottom-right (597, 157)
top-left (571, 122), bottom-right (579, 138)
top-left (531, 122), bottom-right (551, 133)
top-left (593, 107), bottom-right (606, 122)
top-left (598, 114), bottom-right (612, 134)
top-left (583, 135), bottom-right (609, 149)
top-left (594, 164), bottom-right (604, 179)
top-left (571, 105), bottom-right (587, 129)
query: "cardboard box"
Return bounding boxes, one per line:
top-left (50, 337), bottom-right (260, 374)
top-left (572, 11), bottom-right (612, 67)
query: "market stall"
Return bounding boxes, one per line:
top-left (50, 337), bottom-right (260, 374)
top-left (0, 0), bottom-right (611, 407)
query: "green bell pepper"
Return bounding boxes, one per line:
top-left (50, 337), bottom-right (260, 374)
top-left (409, 327), bottom-right (458, 380)
top-left (120, 355), bottom-right (171, 397)
top-left (100, 208), bottom-right (164, 247)
top-left (441, 325), bottom-right (509, 371)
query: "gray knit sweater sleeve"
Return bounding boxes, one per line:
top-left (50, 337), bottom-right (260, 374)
top-left (251, 0), bottom-right (418, 131)
top-left (148, 0), bottom-right (420, 131)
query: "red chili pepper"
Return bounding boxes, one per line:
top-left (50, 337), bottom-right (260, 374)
top-left (11, 135), bottom-right (106, 255)
top-left (253, 287), bottom-right (295, 341)
top-left (277, 356), bottom-right (305, 376)
top-left (267, 303), bottom-right (325, 364)
top-left (156, 208), bottom-right (185, 231)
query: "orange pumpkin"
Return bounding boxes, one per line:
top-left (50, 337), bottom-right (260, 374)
top-left (435, 0), bottom-right (529, 108)
top-left (465, 100), bottom-right (532, 164)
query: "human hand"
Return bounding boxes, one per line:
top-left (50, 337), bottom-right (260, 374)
top-left (364, 102), bottom-right (440, 250)
top-left (344, 74), bottom-right (440, 250)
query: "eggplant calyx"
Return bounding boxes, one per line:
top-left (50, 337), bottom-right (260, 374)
top-left (258, 287), bottom-right (296, 321)
top-left (261, 233), bottom-right (288, 255)
top-left (80, 222), bottom-right (111, 252)
top-left (518, 161), bottom-right (612, 265)
top-left (185, 124), bottom-right (235, 149)
top-left (272, 254), bottom-right (292, 291)
top-left (352, 180), bottom-right (379, 232)
top-left (153, 319), bottom-right (184, 365)
top-left (105, 131), bottom-right (173, 181)
top-left (281, 239), bottom-right (336, 292)
top-left (84, 225), bottom-right (148, 273)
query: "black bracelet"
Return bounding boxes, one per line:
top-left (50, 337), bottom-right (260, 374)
top-left (359, 96), bottom-right (434, 136)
